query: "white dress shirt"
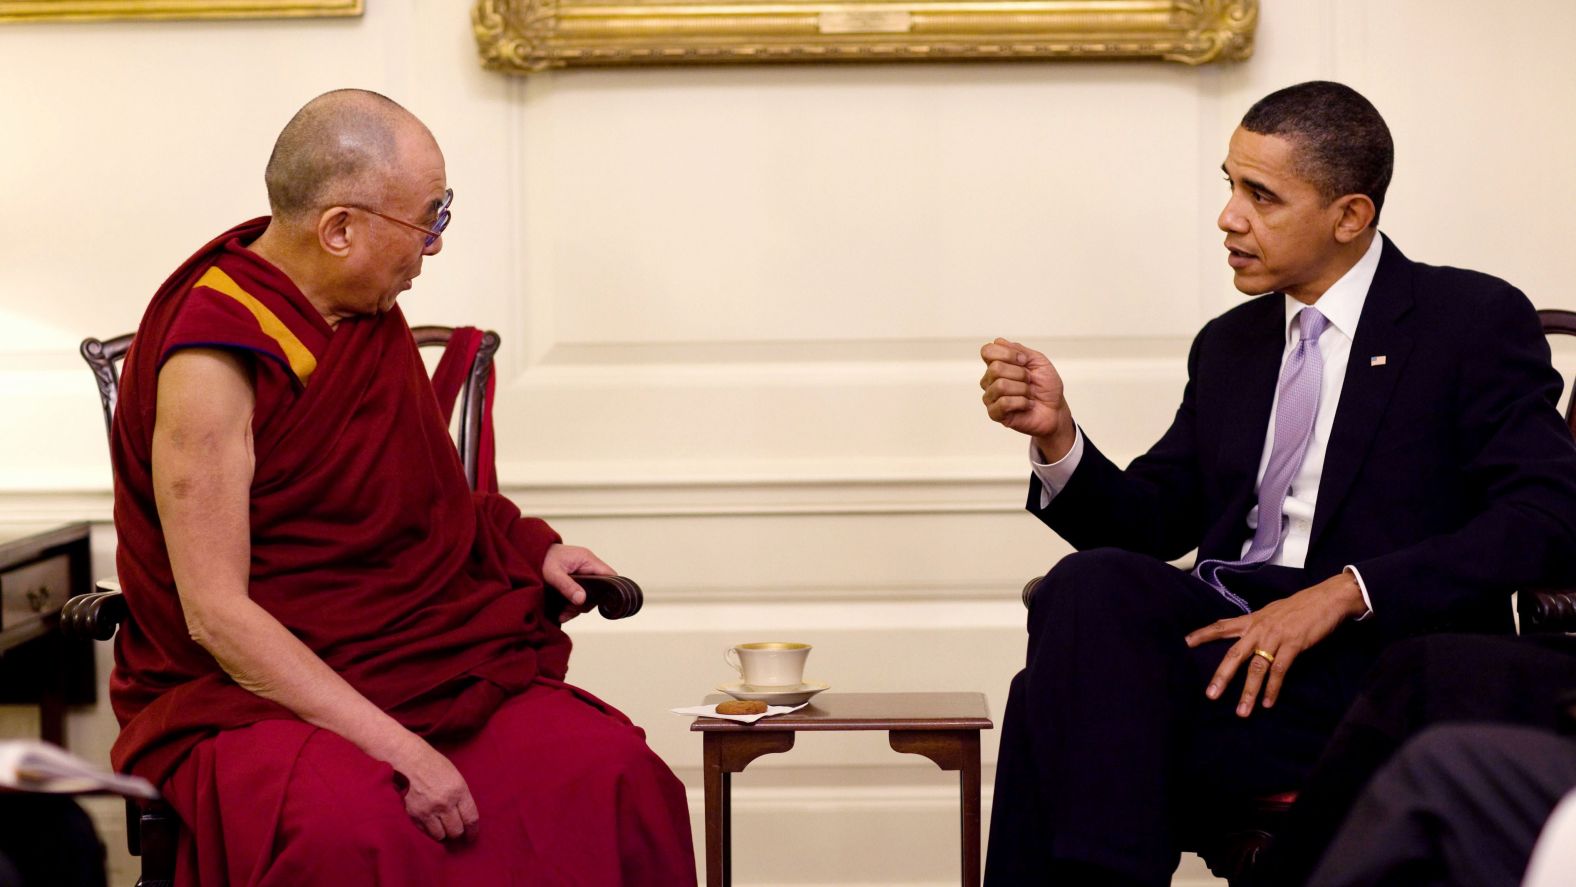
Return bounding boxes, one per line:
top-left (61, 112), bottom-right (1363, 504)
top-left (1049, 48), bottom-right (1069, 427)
top-left (1031, 233), bottom-right (1387, 612)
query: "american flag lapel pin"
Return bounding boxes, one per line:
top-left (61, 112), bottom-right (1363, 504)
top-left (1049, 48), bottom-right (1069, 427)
top-left (1370, 355), bottom-right (1388, 367)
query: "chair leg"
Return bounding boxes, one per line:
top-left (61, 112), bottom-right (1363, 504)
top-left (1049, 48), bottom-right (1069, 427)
top-left (137, 803), bottom-right (178, 887)
top-left (123, 799), bottom-right (141, 857)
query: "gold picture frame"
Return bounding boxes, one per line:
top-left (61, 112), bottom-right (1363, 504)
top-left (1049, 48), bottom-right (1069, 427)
top-left (474, 0), bottom-right (1256, 73)
top-left (0, 0), bottom-right (362, 23)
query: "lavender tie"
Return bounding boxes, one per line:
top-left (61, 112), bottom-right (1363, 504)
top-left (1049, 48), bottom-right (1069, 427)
top-left (1195, 307), bottom-right (1329, 611)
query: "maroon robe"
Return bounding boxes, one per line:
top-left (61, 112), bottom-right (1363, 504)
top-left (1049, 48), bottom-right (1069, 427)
top-left (109, 219), bottom-right (695, 885)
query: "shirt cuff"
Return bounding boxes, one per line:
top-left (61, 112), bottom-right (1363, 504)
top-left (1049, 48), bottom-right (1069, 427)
top-left (1030, 426), bottom-right (1085, 510)
top-left (1343, 565), bottom-right (1374, 621)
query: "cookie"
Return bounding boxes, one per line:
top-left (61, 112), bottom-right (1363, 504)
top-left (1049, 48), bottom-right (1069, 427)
top-left (716, 699), bottom-right (768, 715)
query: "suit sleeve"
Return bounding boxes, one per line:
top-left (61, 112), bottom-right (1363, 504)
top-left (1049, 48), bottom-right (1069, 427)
top-left (1029, 323), bottom-right (1213, 562)
top-left (1355, 287), bottom-right (1576, 633)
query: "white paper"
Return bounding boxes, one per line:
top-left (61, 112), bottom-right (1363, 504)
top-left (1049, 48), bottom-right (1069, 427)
top-left (0, 740), bottom-right (159, 799)
top-left (669, 702), bottom-right (808, 724)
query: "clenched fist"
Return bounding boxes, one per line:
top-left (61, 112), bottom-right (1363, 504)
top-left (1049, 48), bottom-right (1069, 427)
top-left (979, 338), bottom-right (1077, 461)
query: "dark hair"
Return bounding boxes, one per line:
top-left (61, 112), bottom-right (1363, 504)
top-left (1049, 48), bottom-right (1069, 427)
top-left (1240, 81), bottom-right (1393, 226)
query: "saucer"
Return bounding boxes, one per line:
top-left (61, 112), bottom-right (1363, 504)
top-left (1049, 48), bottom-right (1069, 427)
top-left (717, 680), bottom-right (829, 706)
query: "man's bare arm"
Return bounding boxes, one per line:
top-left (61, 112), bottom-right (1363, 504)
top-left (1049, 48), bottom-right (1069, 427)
top-left (153, 348), bottom-right (476, 841)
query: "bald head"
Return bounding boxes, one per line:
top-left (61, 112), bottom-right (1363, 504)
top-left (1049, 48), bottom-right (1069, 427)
top-left (264, 89), bottom-right (431, 223)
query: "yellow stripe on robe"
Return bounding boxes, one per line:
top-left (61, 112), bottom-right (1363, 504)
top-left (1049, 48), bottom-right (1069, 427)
top-left (194, 266), bottom-right (318, 385)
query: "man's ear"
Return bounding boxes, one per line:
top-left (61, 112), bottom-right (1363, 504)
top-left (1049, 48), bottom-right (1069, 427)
top-left (1331, 194), bottom-right (1377, 244)
top-left (317, 208), bottom-right (355, 257)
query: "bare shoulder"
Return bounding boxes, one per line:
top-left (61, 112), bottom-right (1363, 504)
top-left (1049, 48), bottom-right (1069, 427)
top-left (156, 348), bottom-right (256, 431)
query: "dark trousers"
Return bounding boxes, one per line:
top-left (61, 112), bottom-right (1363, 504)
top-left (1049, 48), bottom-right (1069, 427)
top-left (985, 549), bottom-right (1376, 887)
top-left (1308, 724), bottom-right (1576, 887)
top-left (0, 794), bottom-right (107, 887)
top-left (1257, 633), bottom-right (1576, 886)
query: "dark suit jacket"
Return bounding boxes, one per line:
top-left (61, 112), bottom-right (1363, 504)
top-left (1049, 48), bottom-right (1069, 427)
top-left (1030, 237), bottom-right (1576, 638)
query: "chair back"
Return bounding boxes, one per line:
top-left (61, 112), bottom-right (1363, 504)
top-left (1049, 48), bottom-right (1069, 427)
top-left (79, 325), bottom-right (500, 491)
top-left (80, 333), bottom-right (135, 442)
top-left (1518, 310), bottom-right (1576, 635)
top-left (1539, 309), bottom-right (1576, 439)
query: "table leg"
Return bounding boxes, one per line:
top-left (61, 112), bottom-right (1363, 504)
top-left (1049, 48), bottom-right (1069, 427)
top-left (704, 735), bottom-right (726, 887)
top-left (39, 633), bottom-right (67, 747)
top-left (703, 731), bottom-right (796, 887)
top-left (721, 771), bottom-right (733, 885)
top-left (890, 729), bottom-right (983, 887)
top-left (960, 731), bottom-right (981, 887)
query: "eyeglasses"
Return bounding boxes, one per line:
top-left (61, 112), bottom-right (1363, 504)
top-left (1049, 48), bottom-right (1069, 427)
top-left (350, 188), bottom-right (453, 248)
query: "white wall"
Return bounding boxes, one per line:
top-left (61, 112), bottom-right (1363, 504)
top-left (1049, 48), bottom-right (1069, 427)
top-left (3, 2), bottom-right (1575, 884)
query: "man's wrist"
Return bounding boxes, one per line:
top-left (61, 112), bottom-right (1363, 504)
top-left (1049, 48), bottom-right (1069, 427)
top-left (1327, 569), bottom-right (1369, 619)
top-left (1034, 422), bottom-right (1077, 464)
top-left (374, 724), bottom-right (430, 768)
top-left (1342, 565), bottom-right (1375, 620)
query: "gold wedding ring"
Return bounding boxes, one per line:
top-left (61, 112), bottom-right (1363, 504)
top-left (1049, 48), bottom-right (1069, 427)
top-left (1252, 648), bottom-right (1276, 665)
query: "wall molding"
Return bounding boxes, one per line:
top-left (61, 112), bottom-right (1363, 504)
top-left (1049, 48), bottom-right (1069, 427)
top-left (673, 781), bottom-right (1222, 886)
top-left (523, 336), bottom-right (1194, 369)
top-left (0, 463), bottom-right (1126, 522)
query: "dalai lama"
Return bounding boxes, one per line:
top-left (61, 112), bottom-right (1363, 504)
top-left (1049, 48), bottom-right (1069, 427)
top-left (108, 89), bottom-right (696, 886)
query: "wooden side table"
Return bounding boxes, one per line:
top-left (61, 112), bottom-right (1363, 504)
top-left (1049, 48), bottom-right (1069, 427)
top-left (0, 522), bottom-right (95, 747)
top-left (691, 691), bottom-right (992, 887)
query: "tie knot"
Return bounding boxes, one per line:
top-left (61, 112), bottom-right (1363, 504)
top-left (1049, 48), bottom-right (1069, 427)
top-left (1296, 307), bottom-right (1328, 343)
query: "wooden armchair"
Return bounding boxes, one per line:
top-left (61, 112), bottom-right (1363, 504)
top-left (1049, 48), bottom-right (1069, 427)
top-left (66, 326), bottom-right (641, 887)
top-left (1518, 309), bottom-right (1576, 634)
top-left (1013, 308), bottom-right (1576, 886)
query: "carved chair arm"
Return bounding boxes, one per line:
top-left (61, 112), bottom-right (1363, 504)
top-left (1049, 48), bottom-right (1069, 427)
top-left (61, 583), bottom-right (127, 642)
top-left (561, 574), bottom-right (644, 620)
top-left (59, 574), bottom-right (643, 643)
top-left (1028, 574), bottom-right (1576, 636)
top-left (1521, 586), bottom-right (1576, 634)
top-left (1021, 575), bottom-right (1044, 610)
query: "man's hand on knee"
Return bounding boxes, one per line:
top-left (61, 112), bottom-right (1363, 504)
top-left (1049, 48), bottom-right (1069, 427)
top-left (1185, 571), bottom-right (1368, 717)
top-left (392, 737), bottom-right (480, 842)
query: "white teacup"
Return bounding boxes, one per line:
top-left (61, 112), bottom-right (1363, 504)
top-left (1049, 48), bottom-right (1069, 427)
top-left (725, 642), bottom-right (811, 690)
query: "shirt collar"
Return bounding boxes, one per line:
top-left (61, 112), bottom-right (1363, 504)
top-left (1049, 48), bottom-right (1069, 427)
top-left (1282, 231), bottom-right (1384, 343)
